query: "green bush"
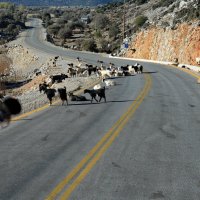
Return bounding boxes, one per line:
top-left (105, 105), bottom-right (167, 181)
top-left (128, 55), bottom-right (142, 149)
top-left (94, 30), bottom-right (102, 38)
top-left (134, 15), bottom-right (148, 27)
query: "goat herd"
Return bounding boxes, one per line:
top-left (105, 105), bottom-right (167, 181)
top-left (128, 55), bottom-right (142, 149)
top-left (39, 59), bottom-right (144, 106)
top-left (0, 60), bottom-right (144, 127)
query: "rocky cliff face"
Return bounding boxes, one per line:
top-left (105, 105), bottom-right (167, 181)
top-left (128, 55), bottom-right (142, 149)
top-left (126, 22), bottom-right (200, 66)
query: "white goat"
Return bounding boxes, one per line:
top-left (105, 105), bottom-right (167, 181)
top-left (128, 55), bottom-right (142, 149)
top-left (196, 57), bottom-right (200, 65)
top-left (128, 65), bottom-right (136, 75)
top-left (98, 70), bottom-right (113, 79)
top-left (104, 79), bottom-right (116, 86)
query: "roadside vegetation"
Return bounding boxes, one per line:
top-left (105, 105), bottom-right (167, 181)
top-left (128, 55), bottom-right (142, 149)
top-left (0, 2), bottom-right (27, 45)
top-left (39, 5), bottom-right (122, 53)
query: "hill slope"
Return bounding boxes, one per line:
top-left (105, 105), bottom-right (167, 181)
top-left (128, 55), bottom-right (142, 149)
top-left (0, 0), bottom-right (121, 6)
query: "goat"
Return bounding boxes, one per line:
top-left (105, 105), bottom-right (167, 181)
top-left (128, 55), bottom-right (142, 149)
top-left (133, 65), bottom-right (139, 73)
top-left (67, 67), bottom-right (77, 77)
top-left (0, 97), bottom-right (21, 127)
top-left (75, 66), bottom-right (87, 77)
top-left (39, 82), bottom-right (48, 93)
top-left (96, 87), bottom-right (106, 103)
top-left (58, 87), bottom-right (68, 105)
top-left (84, 89), bottom-right (98, 103)
top-left (44, 88), bottom-right (56, 105)
top-left (97, 60), bottom-right (104, 64)
top-left (120, 66), bottom-right (129, 76)
top-left (68, 92), bottom-right (88, 101)
top-left (86, 64), bottom-right (97, 76)
top-left (84, 87), bottom-right (106, 103)
top-left (196, 57), bottom-right (200, 65)
top-left (50, 73), bottom-right (68, 84)
top-left (138, 64), bottom-right (143, 73)
top-left (98, 69), bottom-right (113, 79)
top-left (128, 65), bottom-right (136, 75)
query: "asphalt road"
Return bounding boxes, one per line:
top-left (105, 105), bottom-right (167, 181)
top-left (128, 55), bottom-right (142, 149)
top-left (0, 18), bottom-right (200, 200)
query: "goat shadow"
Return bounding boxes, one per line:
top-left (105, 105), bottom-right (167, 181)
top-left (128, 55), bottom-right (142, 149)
top-left (68, 99), bottom-right (135, 106)
top-left (143, 71), bottom-right (158, 74)
top-left (12, 118), bottom-right (33, 122)
top-left (4, 79), bottom-right (32, 89)
top-left (67, 102), bottom-right (99, 106)
top-left (103, 99), bottom-right (135, 104)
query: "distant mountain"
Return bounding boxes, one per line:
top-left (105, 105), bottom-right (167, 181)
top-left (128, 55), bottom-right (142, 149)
top-left (0, 0), bottom-right (122, 6)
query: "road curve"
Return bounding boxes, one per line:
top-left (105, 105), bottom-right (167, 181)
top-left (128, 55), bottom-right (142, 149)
top-left (0, 18), bottom-right (200, 200)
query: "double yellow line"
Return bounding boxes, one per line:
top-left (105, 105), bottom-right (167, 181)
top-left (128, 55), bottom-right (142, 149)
top-left (45, 74), bottom-right (152, 200)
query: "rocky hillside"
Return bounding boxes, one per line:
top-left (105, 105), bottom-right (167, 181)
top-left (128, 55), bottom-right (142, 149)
top-left (126, 23), bottom-right (200, 65)
top-left (123, 0), bottom-right (200, 66)
top-left (2, 0), bottom-right (121, 6)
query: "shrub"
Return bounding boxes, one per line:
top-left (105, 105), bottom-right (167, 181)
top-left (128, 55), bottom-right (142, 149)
top-left (94, 14), bottom-right (110, 30)
top-left (57, 27), bottom-right (72, 39)
top-left (134, 15), bottom-right (148, 27)
top-left (82, 39), bottom-right (97, 52)
top-left (94, 30), bottom-right (102, 38)
top-left (99, 39), bottom-right (110, 52)
top-left (47, 24), bottom-right (61, 36)
top-left (109, 24), bottom-right (120, 39)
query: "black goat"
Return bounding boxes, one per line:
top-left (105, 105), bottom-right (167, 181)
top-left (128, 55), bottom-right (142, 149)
top-left (68, 92), bottom-right (88, 101)
top-left (120, 66), bottom-right (129, 76)
top-left (97, 60), bottom-right (104, 64)
top-left (84, 89), bottom-right (98, 103)
top-left (0, 96), bottom-right (21, 126)
top-left (121, 66), bottom-right (129, 71)
top-left (84, 87), bottom-right (106, 103)
top-left (139, 65), bottom-right (143, 73)
top-left (86, 64), bottom-right (97, 76)
top-left (96, 87), bottom-right (106, 102)
top-left (44, 88), bottom-right (56, 105)
top-left (58, 87), bottom-right (68, 105)
top-left (50, 73), bottom-right (68, 84)
top-left (133, 65), bottom-right (139, 73)
top-left (39, 82), bottom-right (48, 93)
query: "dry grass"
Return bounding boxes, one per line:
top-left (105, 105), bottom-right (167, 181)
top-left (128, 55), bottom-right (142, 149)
top-left (0, 54), bottom-right (12, 75)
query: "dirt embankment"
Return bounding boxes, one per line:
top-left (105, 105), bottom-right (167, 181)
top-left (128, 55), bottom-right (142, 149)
top-left (126, 23), bottom-right (200, 66)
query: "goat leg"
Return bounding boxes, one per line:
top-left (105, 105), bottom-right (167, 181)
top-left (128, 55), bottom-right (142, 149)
top-left (94, 97), bottom-right (98, 102)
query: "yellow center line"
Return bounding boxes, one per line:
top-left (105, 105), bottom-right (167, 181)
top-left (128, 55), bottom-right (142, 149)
top-left (168, 65), bottom-right (200, 79)
top-left (59, 75), bottom-right (152, 200)
top-left (45, 74), bottom-right (152, 200)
